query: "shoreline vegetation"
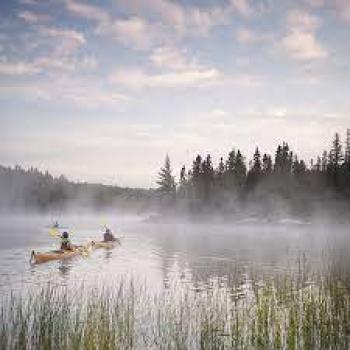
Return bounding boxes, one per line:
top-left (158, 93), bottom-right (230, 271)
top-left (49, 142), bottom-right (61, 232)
top-left (1, 257), bottom-right (350, 350)
top-left (1, 130), bottom-right (350, 221)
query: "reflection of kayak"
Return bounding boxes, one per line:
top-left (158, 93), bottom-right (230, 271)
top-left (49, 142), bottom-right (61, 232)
top-left (31, 246), bottom-right (91, 264)
top-left (91, 240), bottom-right (120, 250)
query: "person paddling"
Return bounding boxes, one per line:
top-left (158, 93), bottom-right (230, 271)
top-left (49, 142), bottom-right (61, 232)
top-left (103, 228), bottom-right (117, 242)
top-left (60, 231), bottom-right (73, 251)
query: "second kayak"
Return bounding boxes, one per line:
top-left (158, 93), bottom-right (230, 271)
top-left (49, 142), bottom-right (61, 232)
top-left (91, 240), bottom-right (120, 249)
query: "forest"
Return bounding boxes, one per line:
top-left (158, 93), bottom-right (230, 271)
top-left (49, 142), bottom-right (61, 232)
top-left (0, 165), bottom-right (154, 212)
top-left (157, 130), bottom-right (350, 220)
top-left (1, 130), bottom-right (350, 219)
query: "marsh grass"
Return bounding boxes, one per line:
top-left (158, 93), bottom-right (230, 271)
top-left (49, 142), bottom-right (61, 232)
top-left (1, 264), bottom-right (350, 350)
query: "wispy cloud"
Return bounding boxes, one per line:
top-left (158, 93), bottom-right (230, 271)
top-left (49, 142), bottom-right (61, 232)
top-left (230, 0), bottom-right (253, 17)
top-left (110, 67), bottom-right (221, 89)
top-left (18, 10), bottom-right (51, 24)
top-left (38, 26), bottom-right (86, 55)
top-left (335, 0), bottom-right (350, 22)
top-left (235, 27), bottom-right (257, 44)
top-left (150, 46), bottom-right (198, 71)
top-left (280, 9), bottom-right (328, 61)
top-left (0, 59), bottom-right (39, 75)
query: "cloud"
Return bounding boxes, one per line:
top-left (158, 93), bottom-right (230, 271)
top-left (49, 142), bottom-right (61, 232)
top-left (39, 26), bottom-right (86, 55)
top-left (0, 60), bottom-right (39, 75)
top-left (65, 0), bottom-right (108, 22)
top-left (110, 67), bottom-right (221, 89)
top-left (235, 27), bottom-right (257, 44)
top-left (281, 30), bottom-right (328, 60)
top-left (304, 0), bottom-right (325, 7)
top-left (120, 0), bottom-right (229, 36)
top-left (0, 75), bottom-right (128, 108)
top-left (335, 0), bottom-right (350, 22)
top-left (280, 9), bottom-right (327, 61)
top-left (287, 9), bottom-right (321, 31)
top-left (66, 0), bottom-right (229, 51)
top-left (98, 17), bottom-right (167, 51)
top-left (150, 46), bottom-right (197, 71)
top-left (230, 0), bottom-right (253, 17)
top-left (110, 44), bottom-right (226, 89)
top-left (18, 10), bottom-right (51, 24)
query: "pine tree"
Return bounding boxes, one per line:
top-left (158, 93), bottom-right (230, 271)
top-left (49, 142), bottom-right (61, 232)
top-left (180, 165), bottom-right (187, 186)
top-left (247, 147), bottom-right (262, 189)
top-left (329, 132), bottom-right (342, 168)
top-left (233, 150), bottom-right (246, 187)
top-left (202, 154), bottom-right (214, 203)
top-left (262, 153), bottom-right (272, 176)
top-left (327, 133), bottom-right (343, 188)
top-left (157, 155), bottom-right (176, 196)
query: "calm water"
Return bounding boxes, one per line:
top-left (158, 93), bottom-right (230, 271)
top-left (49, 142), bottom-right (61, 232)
top-left (0, 214), bottom-right (348, 296)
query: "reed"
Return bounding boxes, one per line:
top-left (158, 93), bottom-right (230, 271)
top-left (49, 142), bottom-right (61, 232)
top-left (1, 262), bottom-right (349, 350)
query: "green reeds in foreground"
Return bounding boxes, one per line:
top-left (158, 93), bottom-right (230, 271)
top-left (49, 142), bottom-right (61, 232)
top-left (0, 272), bottom-right (349, 350)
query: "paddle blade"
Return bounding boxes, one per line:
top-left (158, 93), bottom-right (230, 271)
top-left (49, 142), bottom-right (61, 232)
top-left (49, 228), bottom-right (60, 237)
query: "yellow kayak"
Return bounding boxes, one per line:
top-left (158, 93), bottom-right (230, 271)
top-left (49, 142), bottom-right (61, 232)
top-left (91, 240), bottom-right (120, 249)
top-left (31, 246), bottom-right (91, 264)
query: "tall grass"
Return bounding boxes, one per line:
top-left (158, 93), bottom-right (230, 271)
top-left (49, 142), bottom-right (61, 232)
top-left (1, 265), bottom-right (350, 349)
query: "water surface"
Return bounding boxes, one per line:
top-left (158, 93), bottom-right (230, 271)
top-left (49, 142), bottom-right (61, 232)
top-left (0, 214), bottom-right (348, 296)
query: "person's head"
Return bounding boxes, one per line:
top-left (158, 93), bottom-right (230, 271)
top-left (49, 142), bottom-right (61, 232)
top-left (62, 231), bottom-right (69, 239)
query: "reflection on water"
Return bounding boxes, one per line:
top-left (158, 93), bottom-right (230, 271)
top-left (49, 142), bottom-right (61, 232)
top-left (58, 261), bottom-right (73, 277)
top-left (0, 214), bottom-right (349, 297)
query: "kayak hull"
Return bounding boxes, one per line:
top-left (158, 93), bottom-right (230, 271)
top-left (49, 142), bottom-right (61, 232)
top-left (31, 245), bottom-right (92, 264)
top-left (31, 249), bottom-right (80, 264)
top-left (91, 240), bottom-right (119, 249)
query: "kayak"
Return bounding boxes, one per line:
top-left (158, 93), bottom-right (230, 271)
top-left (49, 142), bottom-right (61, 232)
top-left (91, 240), bottom-right (120, 250)
top-left (30, 246), bottom-right (91, 264)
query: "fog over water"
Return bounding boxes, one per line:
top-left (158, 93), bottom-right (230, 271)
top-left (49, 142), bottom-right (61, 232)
top-left (1, 213), bottom-right (349, 297)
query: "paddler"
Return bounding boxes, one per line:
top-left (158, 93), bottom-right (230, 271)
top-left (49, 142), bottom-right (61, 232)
top-left (60, 231), bottom-right (73, 251)
top-left (103, 228), bottom-right (117, 242)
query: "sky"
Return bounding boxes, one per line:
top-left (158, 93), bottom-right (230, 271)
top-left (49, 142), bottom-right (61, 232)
top-left (0, 0), bottom-right (349, 188)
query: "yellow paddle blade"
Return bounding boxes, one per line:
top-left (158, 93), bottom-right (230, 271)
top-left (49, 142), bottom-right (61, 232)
top-left (49, 228), bottom-right (60, 237)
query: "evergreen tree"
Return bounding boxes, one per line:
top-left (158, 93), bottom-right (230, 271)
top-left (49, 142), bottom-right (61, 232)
top-left (233, 150), bottom-right (247, 187)
top-left (327, 133), bottom-right (343, 187)
top-left (202, 154), bottom-right (214, 203)
top-left (180, 166), bottom-right (187, 186)
top-left (157, 155), bottom-right (176, 197)
top-left (262, 153), bottom-right (273, 176)
top-left (225, 149), bottom-right (236, 191)
top-left (247, 147), bottom-right (262, 189)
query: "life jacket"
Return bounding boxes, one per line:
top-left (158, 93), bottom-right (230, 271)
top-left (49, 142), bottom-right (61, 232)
top-left (61, 237), bottom-right (71, 250)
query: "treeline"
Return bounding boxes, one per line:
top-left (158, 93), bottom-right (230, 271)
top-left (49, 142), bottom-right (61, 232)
top-left (157, 130), bottom-right (350, 219)
top-left (0, 165), bottom-right (154, 212)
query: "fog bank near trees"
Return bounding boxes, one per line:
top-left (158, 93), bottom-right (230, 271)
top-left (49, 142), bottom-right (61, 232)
top-left (156, 131), bottom-right (350, 222)
top-left (0, 165), bottom-right (155, 213)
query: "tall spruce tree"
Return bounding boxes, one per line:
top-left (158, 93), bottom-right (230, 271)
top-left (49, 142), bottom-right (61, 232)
top-left (327, 133), bottom-right (343, 187)
top-left (262, 153), bottom-right (273, 176)
top-left (233, 150), bottom-right (247, 187)
top-left (157, 155), bottom-right (176, 197)
top-left (247, 147), bottom-right (262, 189)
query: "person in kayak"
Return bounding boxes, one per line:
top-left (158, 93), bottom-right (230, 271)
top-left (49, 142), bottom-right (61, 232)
top-left (103, 228), bottom-right (117, 242)
top-left (60, 231), bottom-right (73, 251)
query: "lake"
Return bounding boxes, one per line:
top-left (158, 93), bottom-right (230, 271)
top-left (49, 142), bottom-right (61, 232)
top-left (1, 213), bottom-right (348, 296)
